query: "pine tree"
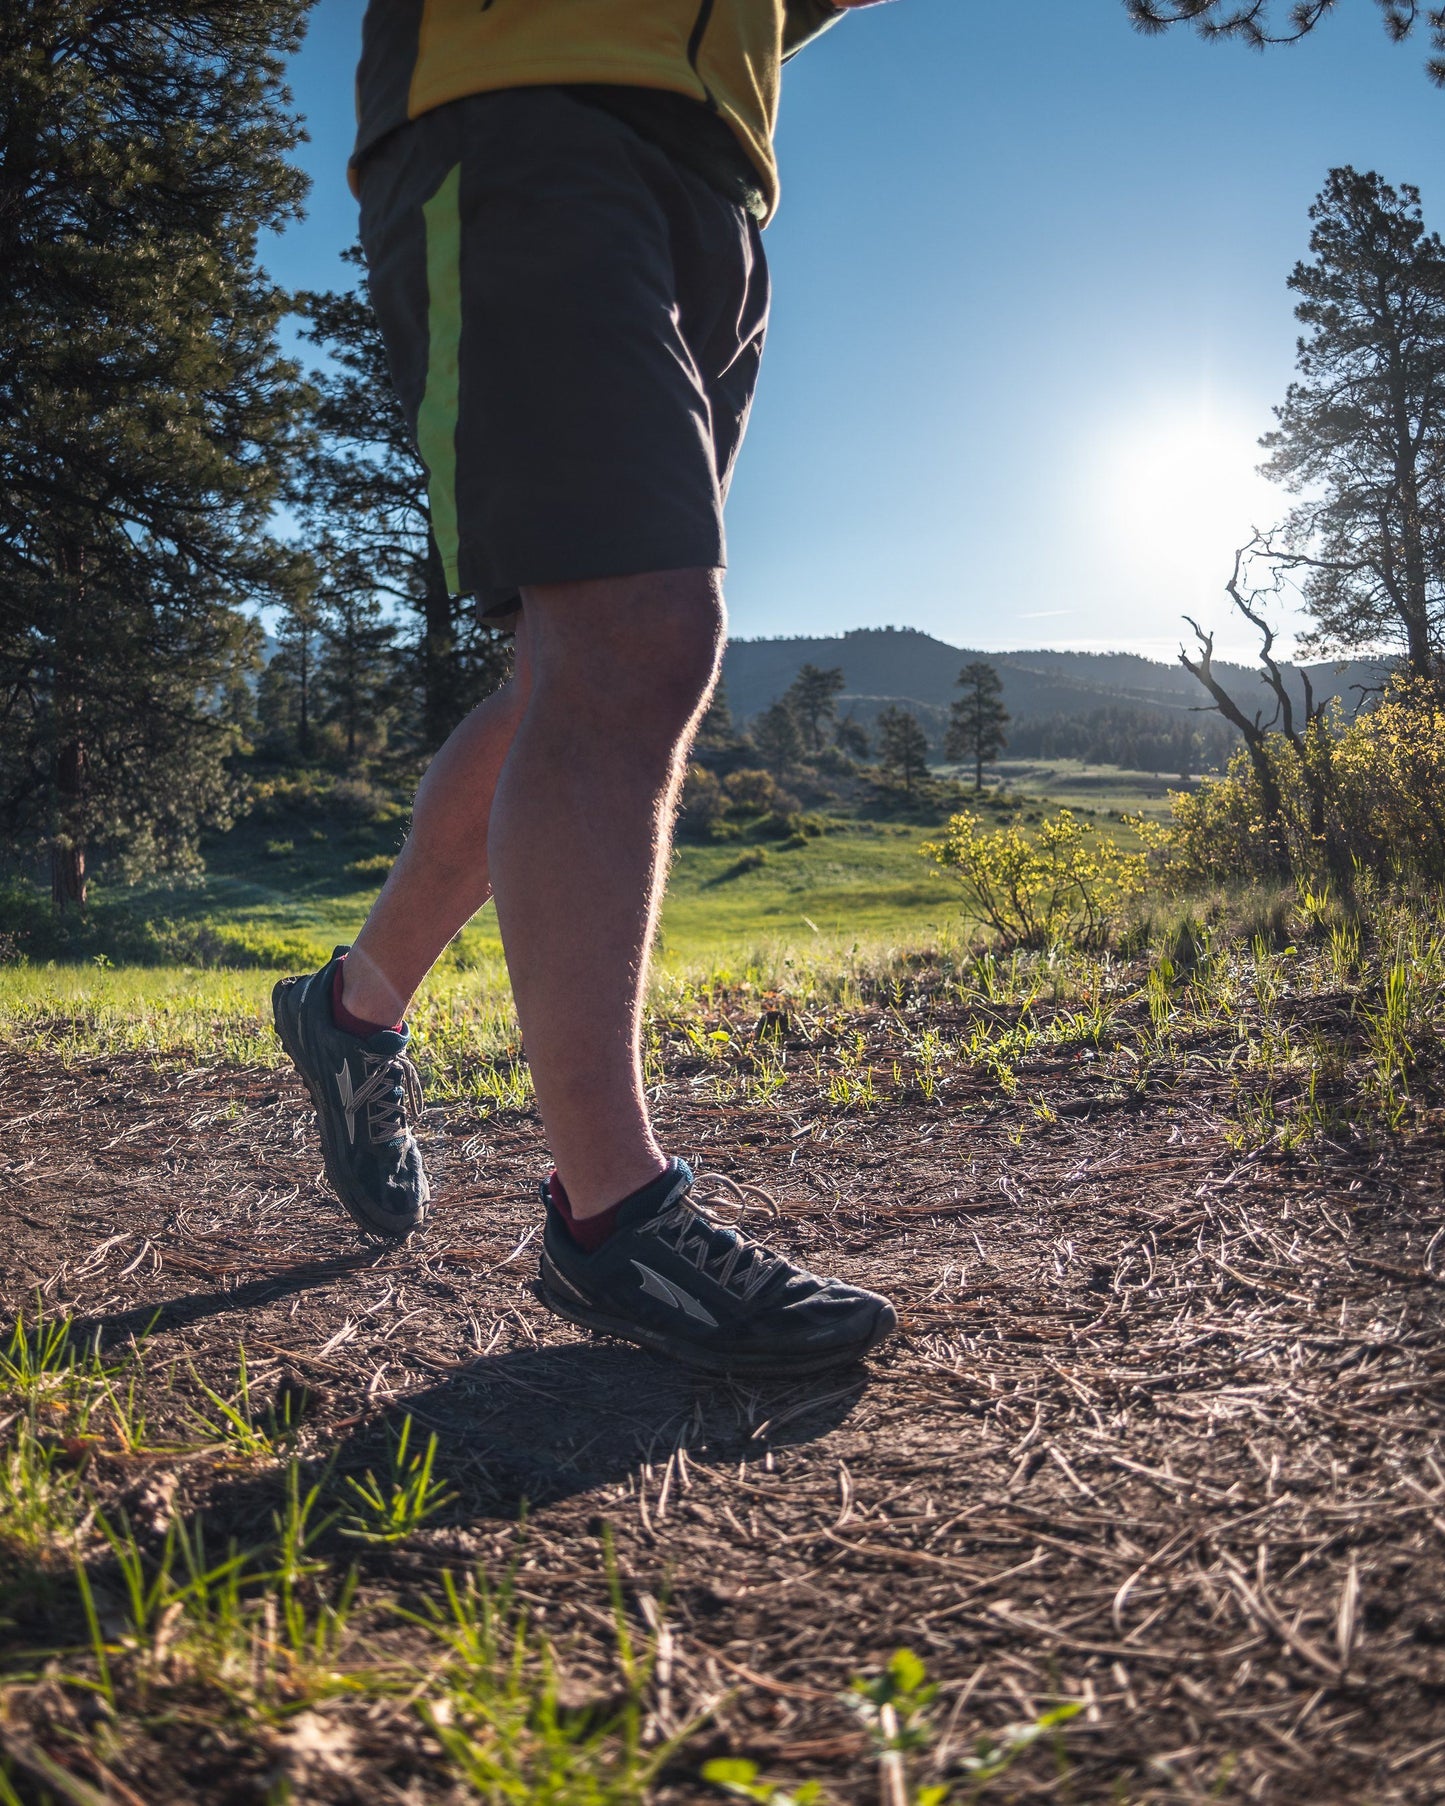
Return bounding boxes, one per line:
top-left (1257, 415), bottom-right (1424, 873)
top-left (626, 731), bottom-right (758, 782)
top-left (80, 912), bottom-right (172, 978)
top-left (258, 577), bottom-right (323, 761)
top-left (295, 249), bottom-right (510, 753)
top-left (1260, 168), bottom-right (1445, 674)
top-left (835, 714), bottom-right (871, 760)
top-left (877, 706), bottom-right (931, 795)
top-left (700, 679), bottom-right (735, 741)
top-left (315, 544), bottom-right (398, 762)
top-left (786, 664), bottom-right (846, 754)
top-left (946, 661), bottom-right (1010, 791)
top-left (752, 699), bottom-right (803, 772)
top-left (1126, 1), bottom-right (1445, 85)
top-left (0, 0), bottom-right (311, 906)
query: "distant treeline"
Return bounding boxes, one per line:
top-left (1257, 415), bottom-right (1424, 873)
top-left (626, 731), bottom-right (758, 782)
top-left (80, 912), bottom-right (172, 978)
top-left (1005, 706), bottom-right (1240, 778)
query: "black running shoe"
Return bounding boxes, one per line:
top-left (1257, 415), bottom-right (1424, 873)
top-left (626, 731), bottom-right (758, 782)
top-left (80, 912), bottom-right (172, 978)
top-left (272, 947), bottom-right (430, 1239)
top-left (538, 1160), bottom-right (896, 1376)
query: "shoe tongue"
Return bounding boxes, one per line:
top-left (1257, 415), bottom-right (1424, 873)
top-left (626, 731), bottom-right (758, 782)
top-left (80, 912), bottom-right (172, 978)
top-left (617, 1157), bottom-right (694, 1228)
top-left (362, 1025), bottom-right (409, 1056)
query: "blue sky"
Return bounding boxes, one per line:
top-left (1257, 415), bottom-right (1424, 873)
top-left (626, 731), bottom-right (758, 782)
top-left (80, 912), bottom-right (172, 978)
top-left (266, 0), bottom-right (1444, 659)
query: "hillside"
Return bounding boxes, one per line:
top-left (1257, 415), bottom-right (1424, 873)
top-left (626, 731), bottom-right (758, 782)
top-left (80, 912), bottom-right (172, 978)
top-left (722, 626), bottom-right (1390, 734)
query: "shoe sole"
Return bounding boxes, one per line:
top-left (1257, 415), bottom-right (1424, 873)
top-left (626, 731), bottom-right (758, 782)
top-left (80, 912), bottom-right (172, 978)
top-left (537, 1255), bottom-right (897, 1377)
top-left (271, 979), bottom-right (425, 1242)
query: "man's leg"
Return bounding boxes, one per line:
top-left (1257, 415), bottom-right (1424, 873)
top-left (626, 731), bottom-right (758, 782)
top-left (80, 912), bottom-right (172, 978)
top-left (340, 633), bottom-right (533, 1028)
top-left (513, 567), bottom-right (898, 1373)
top-left (487, 567), bottom-right (724, 1217)
top-left (270, 634), bottom-right (532, 1239)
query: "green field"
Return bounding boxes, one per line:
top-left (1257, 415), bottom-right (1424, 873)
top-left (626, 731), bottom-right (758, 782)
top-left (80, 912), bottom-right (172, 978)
top-left (988, 757), bottom-right (1188, 819)
top-left (205, 816), bottom-right (969, 969)
top-left (0, 812), bottom-right (978, 1063)
top-left (0, 770), bottom-right (1165, 1067)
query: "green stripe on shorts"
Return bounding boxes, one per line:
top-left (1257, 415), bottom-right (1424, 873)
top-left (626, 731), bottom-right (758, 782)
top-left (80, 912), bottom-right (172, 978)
top-left (419, 164), bottom-right (463, 595)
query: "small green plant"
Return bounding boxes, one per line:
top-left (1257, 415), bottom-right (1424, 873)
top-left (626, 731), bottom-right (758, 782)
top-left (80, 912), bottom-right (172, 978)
top-left (0, 1300), bottom-right (90, 1395)
top-left (1327, 918), bottom-right (1361, 986)
top-left (339, 1414), bottom-right (456, 1544)
top-left (957, 1702), bottom-right (1082, 1794)
top-left (1145, 954), bottom-right (1177, 1037)
top-left (848, 1649), bottom-right (951, 1806)
top-left (95, 1506), bottom-right (179, 1648)
top-left (413, 1547), bottom-right (686, 1801)
top-left (1361, 947), bottom-right (1415, 1126)
top-left (701, 1758), bottom-right (824, 1803)
top-left (0, 1415), bottom-right (89, 1552)
top-left (186, 1346), bottom-right (277, 1458)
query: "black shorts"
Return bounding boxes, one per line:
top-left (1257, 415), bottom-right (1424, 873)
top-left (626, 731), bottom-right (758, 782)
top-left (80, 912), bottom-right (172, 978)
top-left (356, 86), bottom-right (770, 618)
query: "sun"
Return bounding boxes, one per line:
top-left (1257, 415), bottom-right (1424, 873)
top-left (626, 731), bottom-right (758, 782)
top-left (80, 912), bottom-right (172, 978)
top-left (1095, 406), bottom-right (1282, 609)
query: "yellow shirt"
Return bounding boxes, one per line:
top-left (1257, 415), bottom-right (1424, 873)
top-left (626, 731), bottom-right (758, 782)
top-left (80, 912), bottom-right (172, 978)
top-left (352, 0), bottom-right (841, 223)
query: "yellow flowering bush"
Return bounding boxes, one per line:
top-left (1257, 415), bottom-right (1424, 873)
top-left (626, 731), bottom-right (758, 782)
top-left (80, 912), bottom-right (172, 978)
top-left (1156, 676), bottom-right (1445, 889)
top-left (922, 807), bottom-right (1147, 949)
top-left (1331, 678), bottom-right (1445, 878)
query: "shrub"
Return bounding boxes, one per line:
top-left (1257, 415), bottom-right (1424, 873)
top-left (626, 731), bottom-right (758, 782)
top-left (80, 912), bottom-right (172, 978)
top-left (679, 764), bottom-right (729, 838)
top-left (347, 853), bottom-right (396, 879)
top-left (922, 807), bottom-right (1146, 949)
top-left (722, 768), bottom-right (782, 815)
top-left (718, 848), bottom-right (768, 881)
top-left (151, 922), bottom-right (320, 969)
top-left (813, 745), bottom-right (857, 777)
top-left (1154, 675), bottom-right (1445, 890)
top-left (753, 809), bottom-right (824, 843)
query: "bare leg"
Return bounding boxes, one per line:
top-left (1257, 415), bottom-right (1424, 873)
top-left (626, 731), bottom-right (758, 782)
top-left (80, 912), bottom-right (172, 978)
top-left (488, 568), bottom-right (724, 1216)
top-left (342, 633), bottom-right (533, 1026)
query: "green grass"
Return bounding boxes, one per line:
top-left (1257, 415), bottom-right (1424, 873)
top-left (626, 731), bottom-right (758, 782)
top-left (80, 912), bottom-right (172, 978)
top-left (987, 758), bottom-right (1188, 820)
top-left (659, 824), bottom-right (961, 958)
top-left (0, 811), bottom-right (985, 1072)
top-left (202, 814), bottom-right (970, 968)
top-left (0, 781), bottom-right (1157, 1093)
top-left (2, 754), bottom-right (1173, 989)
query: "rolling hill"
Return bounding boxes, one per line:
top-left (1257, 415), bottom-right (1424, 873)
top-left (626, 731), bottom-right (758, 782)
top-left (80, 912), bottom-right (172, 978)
top-left (721, 627), bottom-right (1390, 746)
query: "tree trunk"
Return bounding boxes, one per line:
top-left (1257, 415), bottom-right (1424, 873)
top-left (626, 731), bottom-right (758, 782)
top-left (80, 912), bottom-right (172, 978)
top-left (297, 626), bottom-right (311, 758)
top-left (51, 840), bottom-right (86, 911)
top-left (50, 543), bottom-right (90, 911)
top-left (1180, 624), bottom-right (1292, 873)
top-left (49, 710), bottom-right (90, 911)
top-left (1387, 356), bottom-right (1435, 678)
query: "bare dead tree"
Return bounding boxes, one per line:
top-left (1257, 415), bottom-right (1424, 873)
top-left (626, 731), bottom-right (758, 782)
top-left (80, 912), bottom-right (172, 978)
top-left (1180, 618), bottom-right (1290, 871)
top-left (1181, 538), bottom-right (1355, 874)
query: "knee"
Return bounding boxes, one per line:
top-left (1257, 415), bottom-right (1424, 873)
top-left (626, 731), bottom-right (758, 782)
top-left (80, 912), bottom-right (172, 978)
top-left (527, 569), bottom-right (726, 746)
top-left (629, 588), bottom-right (726, 731)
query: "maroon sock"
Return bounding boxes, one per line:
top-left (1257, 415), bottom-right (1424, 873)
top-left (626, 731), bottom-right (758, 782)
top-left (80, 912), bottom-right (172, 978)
top-left (331, 957), bottom-right (403, 1038)
top-left (546, 1170), bottom-right (625, 1253)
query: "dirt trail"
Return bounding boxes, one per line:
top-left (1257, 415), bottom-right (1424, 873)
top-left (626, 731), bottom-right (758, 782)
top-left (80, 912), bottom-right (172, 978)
top-left (3, 1023), bottom-right (1445, 1803)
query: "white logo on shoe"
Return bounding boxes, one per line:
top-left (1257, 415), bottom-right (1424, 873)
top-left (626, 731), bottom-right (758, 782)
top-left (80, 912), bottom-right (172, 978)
top-left (335, 1064), bottom-right (358, 1143)
top-left (631, 1260), bottom-right (718, 1327)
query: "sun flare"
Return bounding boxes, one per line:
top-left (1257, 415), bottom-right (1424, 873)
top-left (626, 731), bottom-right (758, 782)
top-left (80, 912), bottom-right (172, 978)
top-left (1096, 408), bottom-right (1281, 606)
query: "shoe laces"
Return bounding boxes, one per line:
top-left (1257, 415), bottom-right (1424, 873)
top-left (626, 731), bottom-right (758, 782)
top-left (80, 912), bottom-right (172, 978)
top-left (644, 1171), bottom-right (787, 1303)
top-left (349, 1051), bottom-right (424, 1146)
